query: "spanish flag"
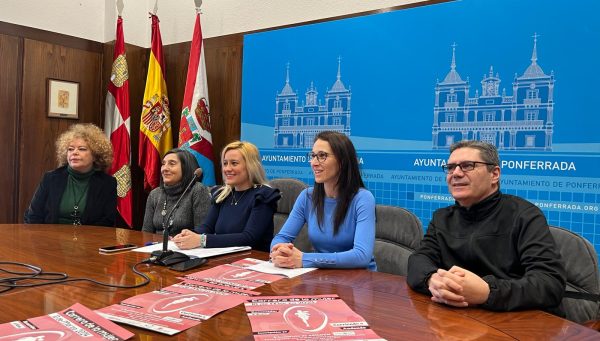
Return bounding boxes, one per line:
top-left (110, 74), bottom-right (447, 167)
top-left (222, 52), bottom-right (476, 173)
top-left (139, 14), bottom-right (172, 191)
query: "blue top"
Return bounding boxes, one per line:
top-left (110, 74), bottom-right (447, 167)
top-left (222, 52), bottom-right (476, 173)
top-left (194, 185), bottom-right (280, 252)
top-left (271, 187), bottom-right (377, 270)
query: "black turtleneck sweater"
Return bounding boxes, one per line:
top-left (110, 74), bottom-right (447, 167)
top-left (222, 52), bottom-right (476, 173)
top-left (407, 191), bottom-right (566, 315)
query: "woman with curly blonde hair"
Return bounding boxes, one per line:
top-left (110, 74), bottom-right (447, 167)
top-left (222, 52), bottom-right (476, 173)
top-left (24, 124), bottom-right (117, 226)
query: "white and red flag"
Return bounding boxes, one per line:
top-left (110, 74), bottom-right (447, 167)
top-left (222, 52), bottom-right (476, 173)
top-left (105, 16), bottom-right (132, 227)
top-left (178, 8), bottom-right (216, 185)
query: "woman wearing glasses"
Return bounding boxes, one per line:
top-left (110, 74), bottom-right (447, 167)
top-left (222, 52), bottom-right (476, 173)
top-left (270, 131), bottom-right (377, 270)
top-left (172, 141), bottom-right (280, 252)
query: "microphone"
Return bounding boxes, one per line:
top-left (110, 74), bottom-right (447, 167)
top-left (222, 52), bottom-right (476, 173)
top-left (150, 168), bottom-right (203, 266)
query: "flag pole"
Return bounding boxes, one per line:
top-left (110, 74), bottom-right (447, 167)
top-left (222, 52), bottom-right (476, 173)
top-left (116, 0), bottom-right (123, 16)
top-left (152, 0), bottom-right (158, 15)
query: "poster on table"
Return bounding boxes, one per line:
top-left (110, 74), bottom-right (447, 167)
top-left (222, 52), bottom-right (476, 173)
top-left (245, 295), bottom-right (384, 340)
top-left (240, 0), bottom-right (600, 254)
top-left (231, 257), bottom-right (317, 278)
top-left (97, 281), bottom-right (259, 335)
top-left (182, 263), bottom-right (285, 290)
top-left (0, 303), bottom-right (133, 340)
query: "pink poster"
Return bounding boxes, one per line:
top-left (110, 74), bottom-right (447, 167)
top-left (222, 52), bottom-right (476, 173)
top-left (182, 264), bottom-right (285, 290)
top-left (0, 303), bottom-right (134, 340)
top-left (245, 295), bottom-right (385, 340)
top-left (97, 281), bottom-right (259, 335)
top-left (231, 257), bottom-right (265, 268)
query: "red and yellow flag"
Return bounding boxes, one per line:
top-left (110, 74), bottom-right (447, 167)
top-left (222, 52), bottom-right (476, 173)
top-left (139, 14), bottom-right (173, 191)
top-left (105, 16), bottom-right (132, 227)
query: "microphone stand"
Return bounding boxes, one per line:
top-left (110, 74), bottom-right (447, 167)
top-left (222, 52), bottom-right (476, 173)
top-left (150, 169), bottom-right (202, 266)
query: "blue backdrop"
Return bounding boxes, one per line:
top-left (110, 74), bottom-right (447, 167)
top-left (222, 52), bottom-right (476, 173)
top-left (241, 0), bottom-right (600, 254)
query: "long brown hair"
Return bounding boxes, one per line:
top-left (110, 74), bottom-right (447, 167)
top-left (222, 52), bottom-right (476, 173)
top-left (311, 131), bottom-right (364, 234)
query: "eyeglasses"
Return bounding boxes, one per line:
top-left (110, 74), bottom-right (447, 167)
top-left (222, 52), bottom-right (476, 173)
top-left (307, 151), bottom-right (330, 163)
top-left (441, 161), bottom-right (496, 174)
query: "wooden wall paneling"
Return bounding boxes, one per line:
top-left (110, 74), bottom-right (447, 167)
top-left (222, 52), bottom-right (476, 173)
top-left (204, 34), bottom-right (244, 183)
top-left (163, 41), bottom-right (190, 142)
top-left (126, 45), bottom-right (150, 229)
top-left (124, 43), bottom-right (150, 140)
top-left (0, 34), bottom-right (21, 223)
top-left (18, 38), bottom-right (103, 222)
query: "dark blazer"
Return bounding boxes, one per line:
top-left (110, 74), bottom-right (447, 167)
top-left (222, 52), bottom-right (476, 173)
top-left (24, 166), bottom-right (117, 226)
top-left (195, 185), bottom-right (280, 252)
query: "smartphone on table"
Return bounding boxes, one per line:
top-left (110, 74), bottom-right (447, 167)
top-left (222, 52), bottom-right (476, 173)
top-left (99, 244), bottom-right (138, 253)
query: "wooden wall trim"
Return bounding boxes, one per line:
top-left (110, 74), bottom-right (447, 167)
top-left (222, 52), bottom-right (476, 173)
top-left (0, 34), bottom-right (21, 223)
top-left (0, 21), bottom-right (103, 53)
top-left (13, 36), bottom-right (24, 221)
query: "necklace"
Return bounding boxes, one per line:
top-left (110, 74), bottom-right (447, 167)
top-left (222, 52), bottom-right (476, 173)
top-left (70, 177), bottom-right (90, 226)
top-left (231, 189), bottom-right (248, 206)
top-left (161, 198), bottom-right (168, 216)
top-left (230, 185), bottom-right (259, 205)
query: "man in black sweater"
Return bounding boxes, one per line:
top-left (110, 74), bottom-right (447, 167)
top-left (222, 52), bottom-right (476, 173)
top-left (407, 140), bottom-right (565, 315)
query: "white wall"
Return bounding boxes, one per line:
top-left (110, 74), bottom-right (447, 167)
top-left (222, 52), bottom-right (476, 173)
top-left (1, 0), bottom-right (106, 41)
top-left (3, 0), bottom-right (426, 46)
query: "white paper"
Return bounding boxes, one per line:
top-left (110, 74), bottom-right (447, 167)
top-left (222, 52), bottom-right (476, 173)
top-left (247, 259), bottom-right (316, 278)
top-left (133, 242), bottom-right (251, 258)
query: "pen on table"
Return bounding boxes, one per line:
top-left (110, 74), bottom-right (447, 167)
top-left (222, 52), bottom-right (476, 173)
top-left (144, 241), bottom-right (159, 246)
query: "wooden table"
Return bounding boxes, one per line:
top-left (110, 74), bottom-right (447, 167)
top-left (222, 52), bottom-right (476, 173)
top-left (0, 224), bottom-right (597, 340)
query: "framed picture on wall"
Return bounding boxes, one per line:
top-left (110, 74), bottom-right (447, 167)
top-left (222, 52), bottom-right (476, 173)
top-left (47, 79), bottom-right (79, 119)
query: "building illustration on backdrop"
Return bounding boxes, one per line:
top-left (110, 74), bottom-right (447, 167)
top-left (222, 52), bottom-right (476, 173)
top-left (432, 34), bottom-right (555, 150)
top-left (274, 58), bottom-right (351, 148)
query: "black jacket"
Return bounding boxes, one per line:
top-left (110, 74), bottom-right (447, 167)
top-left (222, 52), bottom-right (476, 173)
top-left (407, 191), bottom-right (566, 314)
top-left (24, 166), bottom-right (117, 227)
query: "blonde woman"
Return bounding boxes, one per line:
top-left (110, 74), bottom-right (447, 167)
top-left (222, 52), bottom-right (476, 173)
top-left (24, 124), bottom-right (117, 226)
top-left (173, 141), bottom-right (280, 251)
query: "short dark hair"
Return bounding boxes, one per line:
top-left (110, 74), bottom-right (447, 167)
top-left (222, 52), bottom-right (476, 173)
top-left (312, 131), bottom-right (365, 234)
top-left (450, 140), bottom-right (499, 171)
top-left (161, 148), bottom-right (201, 187)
